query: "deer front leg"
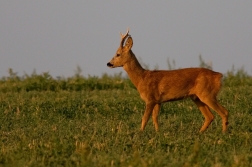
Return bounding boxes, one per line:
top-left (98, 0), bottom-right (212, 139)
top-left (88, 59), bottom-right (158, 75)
top-left (140, 102), bottom-right (155, 131)
top-left (152, 104), bottom-right (161, 131)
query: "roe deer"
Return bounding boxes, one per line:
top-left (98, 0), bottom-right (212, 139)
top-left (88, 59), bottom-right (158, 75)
top-left (107, 28), bottom-right (228, 132)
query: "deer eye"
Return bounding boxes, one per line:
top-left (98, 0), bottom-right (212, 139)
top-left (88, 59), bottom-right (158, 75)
top-left (116, 54), bottom-right (120, 57)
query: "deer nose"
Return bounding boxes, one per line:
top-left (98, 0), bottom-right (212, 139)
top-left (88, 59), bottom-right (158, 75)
top-left (107, 62), bottom-right (113, 67)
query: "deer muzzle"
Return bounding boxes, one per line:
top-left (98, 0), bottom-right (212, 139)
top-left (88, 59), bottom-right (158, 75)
top-left (107, 62), bottom-right (114, 68)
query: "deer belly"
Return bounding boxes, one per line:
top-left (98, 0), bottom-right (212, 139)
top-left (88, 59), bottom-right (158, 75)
top-left (159, 90), bottom-right (190, 102)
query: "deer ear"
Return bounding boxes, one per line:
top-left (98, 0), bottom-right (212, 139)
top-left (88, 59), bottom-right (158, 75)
top-left (124, 36), bottom-right (133, 50)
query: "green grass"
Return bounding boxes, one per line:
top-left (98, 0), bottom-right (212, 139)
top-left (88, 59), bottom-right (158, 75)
top-left (0, 69), bottom-right (252, 166)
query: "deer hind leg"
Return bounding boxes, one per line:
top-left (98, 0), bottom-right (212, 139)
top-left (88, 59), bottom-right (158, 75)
top-left (140, 102), bottom-right (156, 131)
top-left (200, 97), bottom-right (228, 132)
top-left (191, 97), bottom-right (214, 132)
top-left (152, 104), bottom-right (161, 131)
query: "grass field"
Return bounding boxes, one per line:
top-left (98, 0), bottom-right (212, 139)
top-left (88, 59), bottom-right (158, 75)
top-left (0, 68), bottom-right (252, 166)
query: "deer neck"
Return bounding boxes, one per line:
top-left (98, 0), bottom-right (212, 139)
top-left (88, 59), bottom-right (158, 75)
top-left (123, 51), bottom-right (145, 88)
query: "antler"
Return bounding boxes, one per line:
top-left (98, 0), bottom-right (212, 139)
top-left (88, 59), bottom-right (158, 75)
top-left (120, 28), bottom-right (130, 47)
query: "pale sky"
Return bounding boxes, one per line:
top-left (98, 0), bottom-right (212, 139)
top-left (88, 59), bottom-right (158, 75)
top-left (1, 1), bottom-right (252, 78)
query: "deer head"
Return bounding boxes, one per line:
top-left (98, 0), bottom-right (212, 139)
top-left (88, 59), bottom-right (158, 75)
top-left (107, 28), bottom-right (133, 68)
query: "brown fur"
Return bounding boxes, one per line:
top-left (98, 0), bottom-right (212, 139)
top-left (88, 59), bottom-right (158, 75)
top-left (107, 29), bottom-right (228, 132)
